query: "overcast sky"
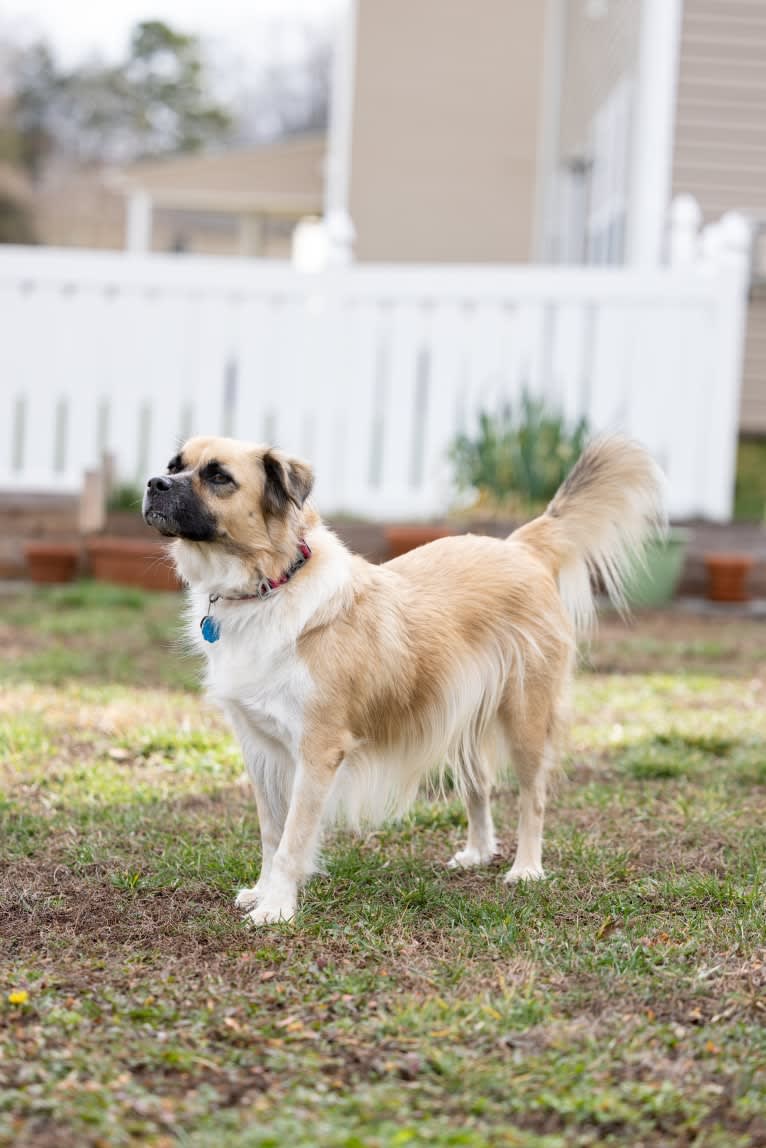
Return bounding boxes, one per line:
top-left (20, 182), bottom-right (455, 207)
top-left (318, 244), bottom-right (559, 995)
top-left (1, 0), bottom-right (340, 67)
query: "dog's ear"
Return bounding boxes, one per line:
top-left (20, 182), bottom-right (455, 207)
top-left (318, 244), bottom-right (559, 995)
top-left (261, 449), bottom-right (314, 517)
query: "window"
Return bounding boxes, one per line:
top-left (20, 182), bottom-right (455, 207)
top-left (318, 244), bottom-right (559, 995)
top-left (585, 77), bottom-right (632, 265)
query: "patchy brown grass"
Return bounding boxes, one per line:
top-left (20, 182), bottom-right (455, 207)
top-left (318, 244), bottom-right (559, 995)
top-left (1, 585), bottom-right (765, 1146)
top-left (586, 608), bottom-right (766, 676)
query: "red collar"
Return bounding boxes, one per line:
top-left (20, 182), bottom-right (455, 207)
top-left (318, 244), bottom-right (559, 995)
top-left (212, 539), bottom-right (312, 605)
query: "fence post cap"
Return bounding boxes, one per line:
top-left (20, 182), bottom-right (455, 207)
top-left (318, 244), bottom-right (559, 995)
top-left (717, 211), bottom-right (752, 254)
top-left (325, 209), bottom-right (356, 266)
top-left (670, 194), bottom-right (702, 228)
top-left (702, 212), bottom-right (752, 270)
top-left (668, 195), bottom-right (702, 266)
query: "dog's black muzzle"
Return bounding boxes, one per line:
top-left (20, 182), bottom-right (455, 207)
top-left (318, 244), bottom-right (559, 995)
top-left (142, 474), bottom-right (217, 541)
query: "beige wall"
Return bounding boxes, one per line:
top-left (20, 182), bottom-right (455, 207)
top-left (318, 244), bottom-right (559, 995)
top-left (558, 0), bottom-right (640, 163)
top-left (349, 0), bottom-right (547, 263)
top-left (672, 0), bottom-right (766, 433)
top-left (32, 172), bottom-right (299, 258)
top-left (33, 171), bottom-right (125, 250)
top-left (30, 139), bottom-right (324, 257)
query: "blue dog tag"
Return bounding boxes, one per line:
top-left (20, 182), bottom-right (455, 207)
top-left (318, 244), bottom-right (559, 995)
top-left (200, 615), bottom-right (221, 643)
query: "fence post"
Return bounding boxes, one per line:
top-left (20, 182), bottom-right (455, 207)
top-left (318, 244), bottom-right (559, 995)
top-left (79, 468), bottom-right (106, 535)
top-left (668, 194), bottom-right (701, 267)
top-left (101, 451), bottom-right (116, 500)
top-left (702, 211), bottom-right (752, 520)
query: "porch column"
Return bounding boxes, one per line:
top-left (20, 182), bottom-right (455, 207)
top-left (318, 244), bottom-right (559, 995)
top-left (323, 0), bottom-right (357, 262)
top-left (626, 0), bottom-right (683, 266)
top-left (239, 214), bottom-right (265, 257)
top-left (125, 189), bottom-right (153, 252)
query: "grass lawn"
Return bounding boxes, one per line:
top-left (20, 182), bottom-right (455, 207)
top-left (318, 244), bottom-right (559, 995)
top-left (1, 582), bottom-right (765, 1147)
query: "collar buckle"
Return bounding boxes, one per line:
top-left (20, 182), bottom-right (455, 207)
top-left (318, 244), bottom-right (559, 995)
top-left (256, 577), bottom-right (275, 600)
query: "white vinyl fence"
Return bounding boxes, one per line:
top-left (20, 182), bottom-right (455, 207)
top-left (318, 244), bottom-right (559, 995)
top-left (0, 200), bottom-right (751, 520)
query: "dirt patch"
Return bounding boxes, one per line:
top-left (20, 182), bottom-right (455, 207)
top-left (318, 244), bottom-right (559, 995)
top-left (587, 609), bottom-right (766, 676)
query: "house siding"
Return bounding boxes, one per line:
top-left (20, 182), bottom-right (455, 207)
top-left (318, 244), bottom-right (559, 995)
top-left (673, 0), bottom-right (766, 433)
top-left (349, 0), bottom-right (546, 262)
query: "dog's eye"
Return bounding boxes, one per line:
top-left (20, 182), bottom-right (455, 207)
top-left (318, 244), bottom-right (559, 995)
top-left (200, 459), bottom-right (237, 488)
top-left (202, 464), bottom-right (235, 487)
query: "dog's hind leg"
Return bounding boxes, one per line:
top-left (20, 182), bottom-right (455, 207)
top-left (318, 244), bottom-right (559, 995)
top-left (503, 735), bottom-right (555, 884)
top-left (499, 654), bottom-right (570, 885)
top-left (447, 742), bottom-right (498, 869)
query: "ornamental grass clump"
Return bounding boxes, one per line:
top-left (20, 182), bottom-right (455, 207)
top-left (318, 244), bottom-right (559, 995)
top-left (451, 392), bottom-right (589, 517)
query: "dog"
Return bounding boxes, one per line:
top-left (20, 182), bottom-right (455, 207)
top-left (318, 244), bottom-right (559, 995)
top-left (143, 435), bottom-right (664, 924)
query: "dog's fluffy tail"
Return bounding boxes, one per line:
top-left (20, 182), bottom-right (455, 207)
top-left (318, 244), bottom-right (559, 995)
top-left (512, 435), bottom-right (666, 632)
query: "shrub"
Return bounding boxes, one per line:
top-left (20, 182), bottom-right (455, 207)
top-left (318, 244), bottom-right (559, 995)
top-left (0, 192), bottom-right (37, 244)
top-left (450, 392), bottom-right (589, 513)
top-left (107, 483), bottom-right (143, 512)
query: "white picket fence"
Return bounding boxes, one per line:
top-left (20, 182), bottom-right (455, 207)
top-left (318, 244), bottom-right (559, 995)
top-left (0, 199), bottom-right (751, 520)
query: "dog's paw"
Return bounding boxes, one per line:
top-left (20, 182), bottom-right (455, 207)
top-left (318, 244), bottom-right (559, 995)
top-left (447, 846), bottom-right (496, 870)
top-left (503, 864), bottom-right (545, 884)
top-left (246, 898), bottom-right (296, 926)
top-left (234, 884), bottom-right (263, 910)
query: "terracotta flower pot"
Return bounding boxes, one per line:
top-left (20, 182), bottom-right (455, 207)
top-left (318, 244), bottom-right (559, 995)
top-left (86, 537), bottom-right (181, 592)
top-left (384, 524), bottom-right (454, 560)
top-left (24, 541), bottom-right (80, 584)
top-left (703, 553), bottom-right (755, 603)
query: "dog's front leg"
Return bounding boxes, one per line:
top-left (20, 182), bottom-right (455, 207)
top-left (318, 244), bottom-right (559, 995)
top-left (246, 758), bottom-right (336, 926)
top-left (225, 704), bottom-right (294, 911)
top-left (235, 773), bottom-right (289, 911)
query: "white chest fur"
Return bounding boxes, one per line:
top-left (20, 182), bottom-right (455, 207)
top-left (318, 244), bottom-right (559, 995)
top-left (181, 526), bottom-right (353, 761)
top-left (201, 612), bottom-right (312, 756)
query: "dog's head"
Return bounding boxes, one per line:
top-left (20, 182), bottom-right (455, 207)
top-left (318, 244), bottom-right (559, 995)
top-left (143, 436), bottom-right (315, 590)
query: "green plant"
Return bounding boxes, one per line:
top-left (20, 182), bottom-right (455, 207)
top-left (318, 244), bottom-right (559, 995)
top-left (107, 482), bottom-right (143, 512)
top-left (450, 392), bottom-right (589, 511)
top-left (733, 438), bottom-right (766, 522)
top-left (0, 191), bottom-right (37, 244)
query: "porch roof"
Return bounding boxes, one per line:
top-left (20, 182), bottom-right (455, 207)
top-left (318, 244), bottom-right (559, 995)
top-left (114, 133), bottom-right (326, 217)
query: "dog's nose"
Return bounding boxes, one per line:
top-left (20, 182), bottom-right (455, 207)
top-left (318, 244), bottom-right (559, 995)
top-left (147, 475), bottom-right (172, 493)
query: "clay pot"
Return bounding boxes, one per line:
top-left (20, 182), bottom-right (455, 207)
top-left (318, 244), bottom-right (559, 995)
top-left (86, 537), bottom-right (181, 592)
top-left (703, 553), bottom-right (755, 603)
top-left (384, 524), bottom-right (454, 560)
top-left (24, 541), bottom-right (80, 584)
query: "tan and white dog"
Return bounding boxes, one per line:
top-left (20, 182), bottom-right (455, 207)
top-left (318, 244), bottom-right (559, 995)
top-left (143, 435), bottom-right (664, 925)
